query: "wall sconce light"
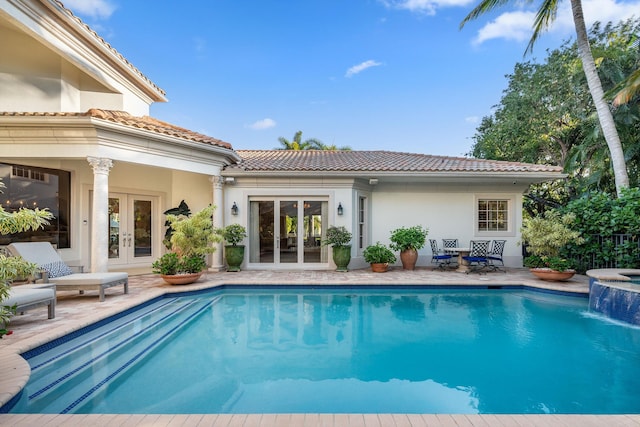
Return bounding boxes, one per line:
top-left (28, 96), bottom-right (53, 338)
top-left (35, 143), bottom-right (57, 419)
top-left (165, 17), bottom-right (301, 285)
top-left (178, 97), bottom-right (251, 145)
top-left (369, 178), bottom-right (378, 185)
top-left (231, 202), bottom-right (239, 216)
top-left (337, 202), bottom-right (344, 216)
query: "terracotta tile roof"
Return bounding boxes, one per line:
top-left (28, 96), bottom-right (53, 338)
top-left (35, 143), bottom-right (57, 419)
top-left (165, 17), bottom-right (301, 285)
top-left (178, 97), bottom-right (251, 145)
top-left (52, 0), bottom-right (166, 98)
top-left (0, 109), bottom-right (234, 150)
top-left (231, 150), bottom-right (564, 174)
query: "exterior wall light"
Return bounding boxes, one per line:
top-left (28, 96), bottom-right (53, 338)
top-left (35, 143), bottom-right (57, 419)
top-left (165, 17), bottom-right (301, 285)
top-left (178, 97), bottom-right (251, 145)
top-left (231, 202), bottom-right (239, 216)
top-left (337, 202), bottom-right (344, 216)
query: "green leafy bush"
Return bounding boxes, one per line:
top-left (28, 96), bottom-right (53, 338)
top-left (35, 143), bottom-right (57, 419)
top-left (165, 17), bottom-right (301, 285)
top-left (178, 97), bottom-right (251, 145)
top-left (363, 242), bottom-right (397, 264)
top-left (322, 226), bottom-right (352, 247)
top-left (389, 225), bottom-right (428, 252)
top-left (154, 205), bottom-right (221, 275)
top-left (521, 210), bottom-right (583, 272)
top-left (151, 252), bottom-right (206, 275)
top-left (217, 224), bottom-right (247, 246)
top-left (559, 188), bottom-right (640, 271)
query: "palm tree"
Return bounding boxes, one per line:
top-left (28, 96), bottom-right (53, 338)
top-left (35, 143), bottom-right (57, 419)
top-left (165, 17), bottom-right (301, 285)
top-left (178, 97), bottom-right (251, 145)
top-left (310, 141), bottom-right (353, 151)
top-left (461, 0), bottom-right (630, 197)
top-left (276, 131), bottom-right (321, 150)
top-left (612, 68), bottom-right (640, 106)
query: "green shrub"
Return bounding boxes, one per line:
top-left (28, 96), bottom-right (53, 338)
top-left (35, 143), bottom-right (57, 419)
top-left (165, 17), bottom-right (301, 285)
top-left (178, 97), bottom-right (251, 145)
top-left (389, 225), bottom-right (428, 251)
top-left (217, 224), bottom-right (247, 246)
top-left (363, 242), bottom-right (397, 264)
top-left (559, 188), bottom-right (640, 271)
top-left (151, 252), bottom-right (206, 275)
top-left (322, 226), bottom-right (352, 247)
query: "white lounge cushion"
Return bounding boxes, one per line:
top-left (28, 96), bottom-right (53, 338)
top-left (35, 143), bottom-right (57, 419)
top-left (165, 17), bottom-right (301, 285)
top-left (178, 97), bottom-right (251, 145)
top-left (53, 272), bottom-right (128, 286)
top-left (7, 242), bottom-right (128, 302)
top-left (8, 242), bottom-right (62, 265)
top-left (4, 287), bottom-right (55, 307)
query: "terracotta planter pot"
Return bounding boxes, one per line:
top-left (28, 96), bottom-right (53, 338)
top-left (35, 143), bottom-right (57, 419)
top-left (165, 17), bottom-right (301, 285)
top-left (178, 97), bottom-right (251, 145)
top-left (161, 272), bottom-right (203, 285)
top-left (400, 249), bottom-right (418, 270)
top-left (529, 268), bottom-right (576, 282)
top-left (370, 263), bottom-right (389, 273)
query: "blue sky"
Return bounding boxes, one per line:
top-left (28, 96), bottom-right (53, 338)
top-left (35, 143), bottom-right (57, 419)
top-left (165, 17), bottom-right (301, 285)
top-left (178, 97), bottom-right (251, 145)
top-left (65, 0), bottom-right (639, 157)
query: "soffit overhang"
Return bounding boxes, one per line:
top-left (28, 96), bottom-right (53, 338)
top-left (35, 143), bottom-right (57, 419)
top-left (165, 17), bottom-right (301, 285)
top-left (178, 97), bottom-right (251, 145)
top-left (0, 114), bottom-right (240, 174)
top-left (0, 0), bottom-right (167, 103)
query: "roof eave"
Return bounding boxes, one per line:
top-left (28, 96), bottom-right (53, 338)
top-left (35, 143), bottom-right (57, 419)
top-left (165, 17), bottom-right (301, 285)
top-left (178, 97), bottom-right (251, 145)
top-left (221, 169), bottom-right (566, 183)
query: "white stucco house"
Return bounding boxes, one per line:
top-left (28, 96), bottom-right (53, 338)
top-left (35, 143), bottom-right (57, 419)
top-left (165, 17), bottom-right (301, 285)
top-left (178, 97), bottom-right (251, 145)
top-left (0, 0), bottom-right (564, 273)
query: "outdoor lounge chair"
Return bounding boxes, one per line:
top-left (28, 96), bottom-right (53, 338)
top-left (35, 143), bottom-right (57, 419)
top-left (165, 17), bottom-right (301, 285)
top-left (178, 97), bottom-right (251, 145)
top-left (429, 239), bottom-right (453, 269)
top-left (7, 242), bottom-right (128, 302)
top-left (4, 283), bottom-right (56, 319)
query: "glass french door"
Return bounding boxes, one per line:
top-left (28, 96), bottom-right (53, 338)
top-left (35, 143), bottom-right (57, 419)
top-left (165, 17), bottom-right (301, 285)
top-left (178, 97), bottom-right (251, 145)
top-left (108, 193), bottom-right (156, 267)
top-left (249, 198), bottom-right (328, 266)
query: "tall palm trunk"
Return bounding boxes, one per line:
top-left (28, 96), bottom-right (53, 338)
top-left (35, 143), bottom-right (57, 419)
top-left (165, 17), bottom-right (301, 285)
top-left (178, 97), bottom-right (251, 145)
top-left (570, 0), bottom-right (629, 196)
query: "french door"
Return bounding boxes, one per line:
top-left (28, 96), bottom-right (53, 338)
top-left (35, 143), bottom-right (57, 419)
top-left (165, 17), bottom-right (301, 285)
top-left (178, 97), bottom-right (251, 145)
top-left (108, 193), bottom-right (157, 267)
top-left (249, 198), bottom-right (328, 267)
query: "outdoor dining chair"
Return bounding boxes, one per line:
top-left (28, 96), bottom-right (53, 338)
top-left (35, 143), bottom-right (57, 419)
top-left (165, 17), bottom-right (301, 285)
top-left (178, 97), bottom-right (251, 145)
top-left (442, 239), bottom-right (459, 266)
top-left (429, 239), bottom-right (453, 270)
top-left (488, 240), bottom-right (507, 271)
top-left (462, 240), bottom-right (490, 274)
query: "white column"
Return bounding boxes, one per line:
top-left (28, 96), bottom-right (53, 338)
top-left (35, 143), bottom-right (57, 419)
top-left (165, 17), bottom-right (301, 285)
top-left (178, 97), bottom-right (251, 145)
top-left (87, 157), bottom-right (113, 273)
top-left (210, 175), bottom-right (225, 271)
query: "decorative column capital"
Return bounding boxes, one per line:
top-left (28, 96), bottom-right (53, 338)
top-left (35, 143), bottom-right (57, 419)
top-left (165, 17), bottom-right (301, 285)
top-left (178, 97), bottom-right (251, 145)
top-left (210, 175), bottom-right (224, 190)
top-left (87, 157), bottom-right (113, 175)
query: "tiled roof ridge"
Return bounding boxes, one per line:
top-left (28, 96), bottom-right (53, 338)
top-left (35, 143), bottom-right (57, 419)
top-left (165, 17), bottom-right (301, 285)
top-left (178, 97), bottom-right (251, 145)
top-left (1, 109), bottom-right (233, 149)
top-left (235, 149), bottom-right (559, 169)
top-left (232, 149), bottom-right (564, 173)
top-left (51, 0), bottom-right (166, 97)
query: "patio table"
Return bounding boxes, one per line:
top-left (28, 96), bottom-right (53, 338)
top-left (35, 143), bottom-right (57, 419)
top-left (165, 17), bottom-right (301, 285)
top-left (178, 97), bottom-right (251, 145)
top-left (448, 247), bottom-right (471, 273)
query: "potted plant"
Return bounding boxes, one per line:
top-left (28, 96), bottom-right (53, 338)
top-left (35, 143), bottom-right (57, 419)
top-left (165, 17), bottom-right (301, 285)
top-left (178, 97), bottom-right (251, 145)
top-left (389, 225), bottom-right (429, 270)
top-left (217, 224), bottom-right (247, 272)
top-left (153, 205), bottom-right (220, 285)
top-left (363, 242), bottom-right (396, 272)
top-left (520, 210), bottom-right (584, 281)
top-left (0, 179), bottom-right (53, 337)
top-left (322, 226), bottom-right (352, 272)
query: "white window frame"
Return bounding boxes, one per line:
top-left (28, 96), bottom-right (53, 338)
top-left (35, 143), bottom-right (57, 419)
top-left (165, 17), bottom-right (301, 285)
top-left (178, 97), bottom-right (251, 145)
top-left (475, 194), bottom-right (516, 237)
top-left (357, 195), bottom-right (368, 251)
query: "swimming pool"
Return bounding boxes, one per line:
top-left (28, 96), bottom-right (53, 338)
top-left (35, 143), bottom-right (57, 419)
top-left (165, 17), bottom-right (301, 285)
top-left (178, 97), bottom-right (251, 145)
top-left (4, 287), bottom-right (640, 414)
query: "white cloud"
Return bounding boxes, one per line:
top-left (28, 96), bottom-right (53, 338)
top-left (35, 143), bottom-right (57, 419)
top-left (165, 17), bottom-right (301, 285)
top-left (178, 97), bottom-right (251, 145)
top-left (465, 116), bottom-right (480, 124)
top-left (472, 11), bottom-right (536, 45)
top-left (470, 0), bottom-right (640, 46)
top-left (379, 0), bottom-right (474, 15)
top-left (345, 60), bottom-right (383, 78)
top-left (248, 118), bottom-right (276, 130)
top-left (62, 0), bottom-right (116, 19)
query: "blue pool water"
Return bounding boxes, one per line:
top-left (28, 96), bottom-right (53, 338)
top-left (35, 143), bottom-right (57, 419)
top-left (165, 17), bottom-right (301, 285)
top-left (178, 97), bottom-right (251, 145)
top-left (5, 287), bottom-right (640, 414)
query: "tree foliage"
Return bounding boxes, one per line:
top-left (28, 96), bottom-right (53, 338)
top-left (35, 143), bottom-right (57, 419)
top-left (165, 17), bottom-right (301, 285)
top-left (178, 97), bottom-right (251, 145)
top-left (276, 130), bottom-right (351, 150)
top-left (470, 18), bottom-right (640, 207)
top-left (276, 130), bottom-right (321, 150)
top-left (559, 187), bottom-right (640, 272)
top-left (463, 1), bottom-right (631, 196)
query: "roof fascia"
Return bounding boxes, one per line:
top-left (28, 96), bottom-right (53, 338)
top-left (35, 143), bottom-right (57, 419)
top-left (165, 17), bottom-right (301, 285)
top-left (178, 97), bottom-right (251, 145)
top-left (2, 0), bottom-right (166, 103)
top-left (221, 170), bottom-right (566, 183)
top-left (91, 117), bottom-right (241, 164)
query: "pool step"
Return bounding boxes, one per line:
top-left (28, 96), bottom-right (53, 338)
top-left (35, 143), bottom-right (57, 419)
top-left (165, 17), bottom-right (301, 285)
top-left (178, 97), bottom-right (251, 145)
top-left (22, 296), bottom-right (218, 413)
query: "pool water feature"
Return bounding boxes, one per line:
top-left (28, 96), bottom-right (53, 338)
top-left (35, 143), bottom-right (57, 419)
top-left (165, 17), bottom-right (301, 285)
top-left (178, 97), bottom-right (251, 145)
top-left (4, 288), bottom-right (640, 414)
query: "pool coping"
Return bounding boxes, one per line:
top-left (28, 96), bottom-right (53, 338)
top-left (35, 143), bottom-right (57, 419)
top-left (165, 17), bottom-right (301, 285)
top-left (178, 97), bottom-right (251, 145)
top-left (0, 271), bottom-right (605, 425)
